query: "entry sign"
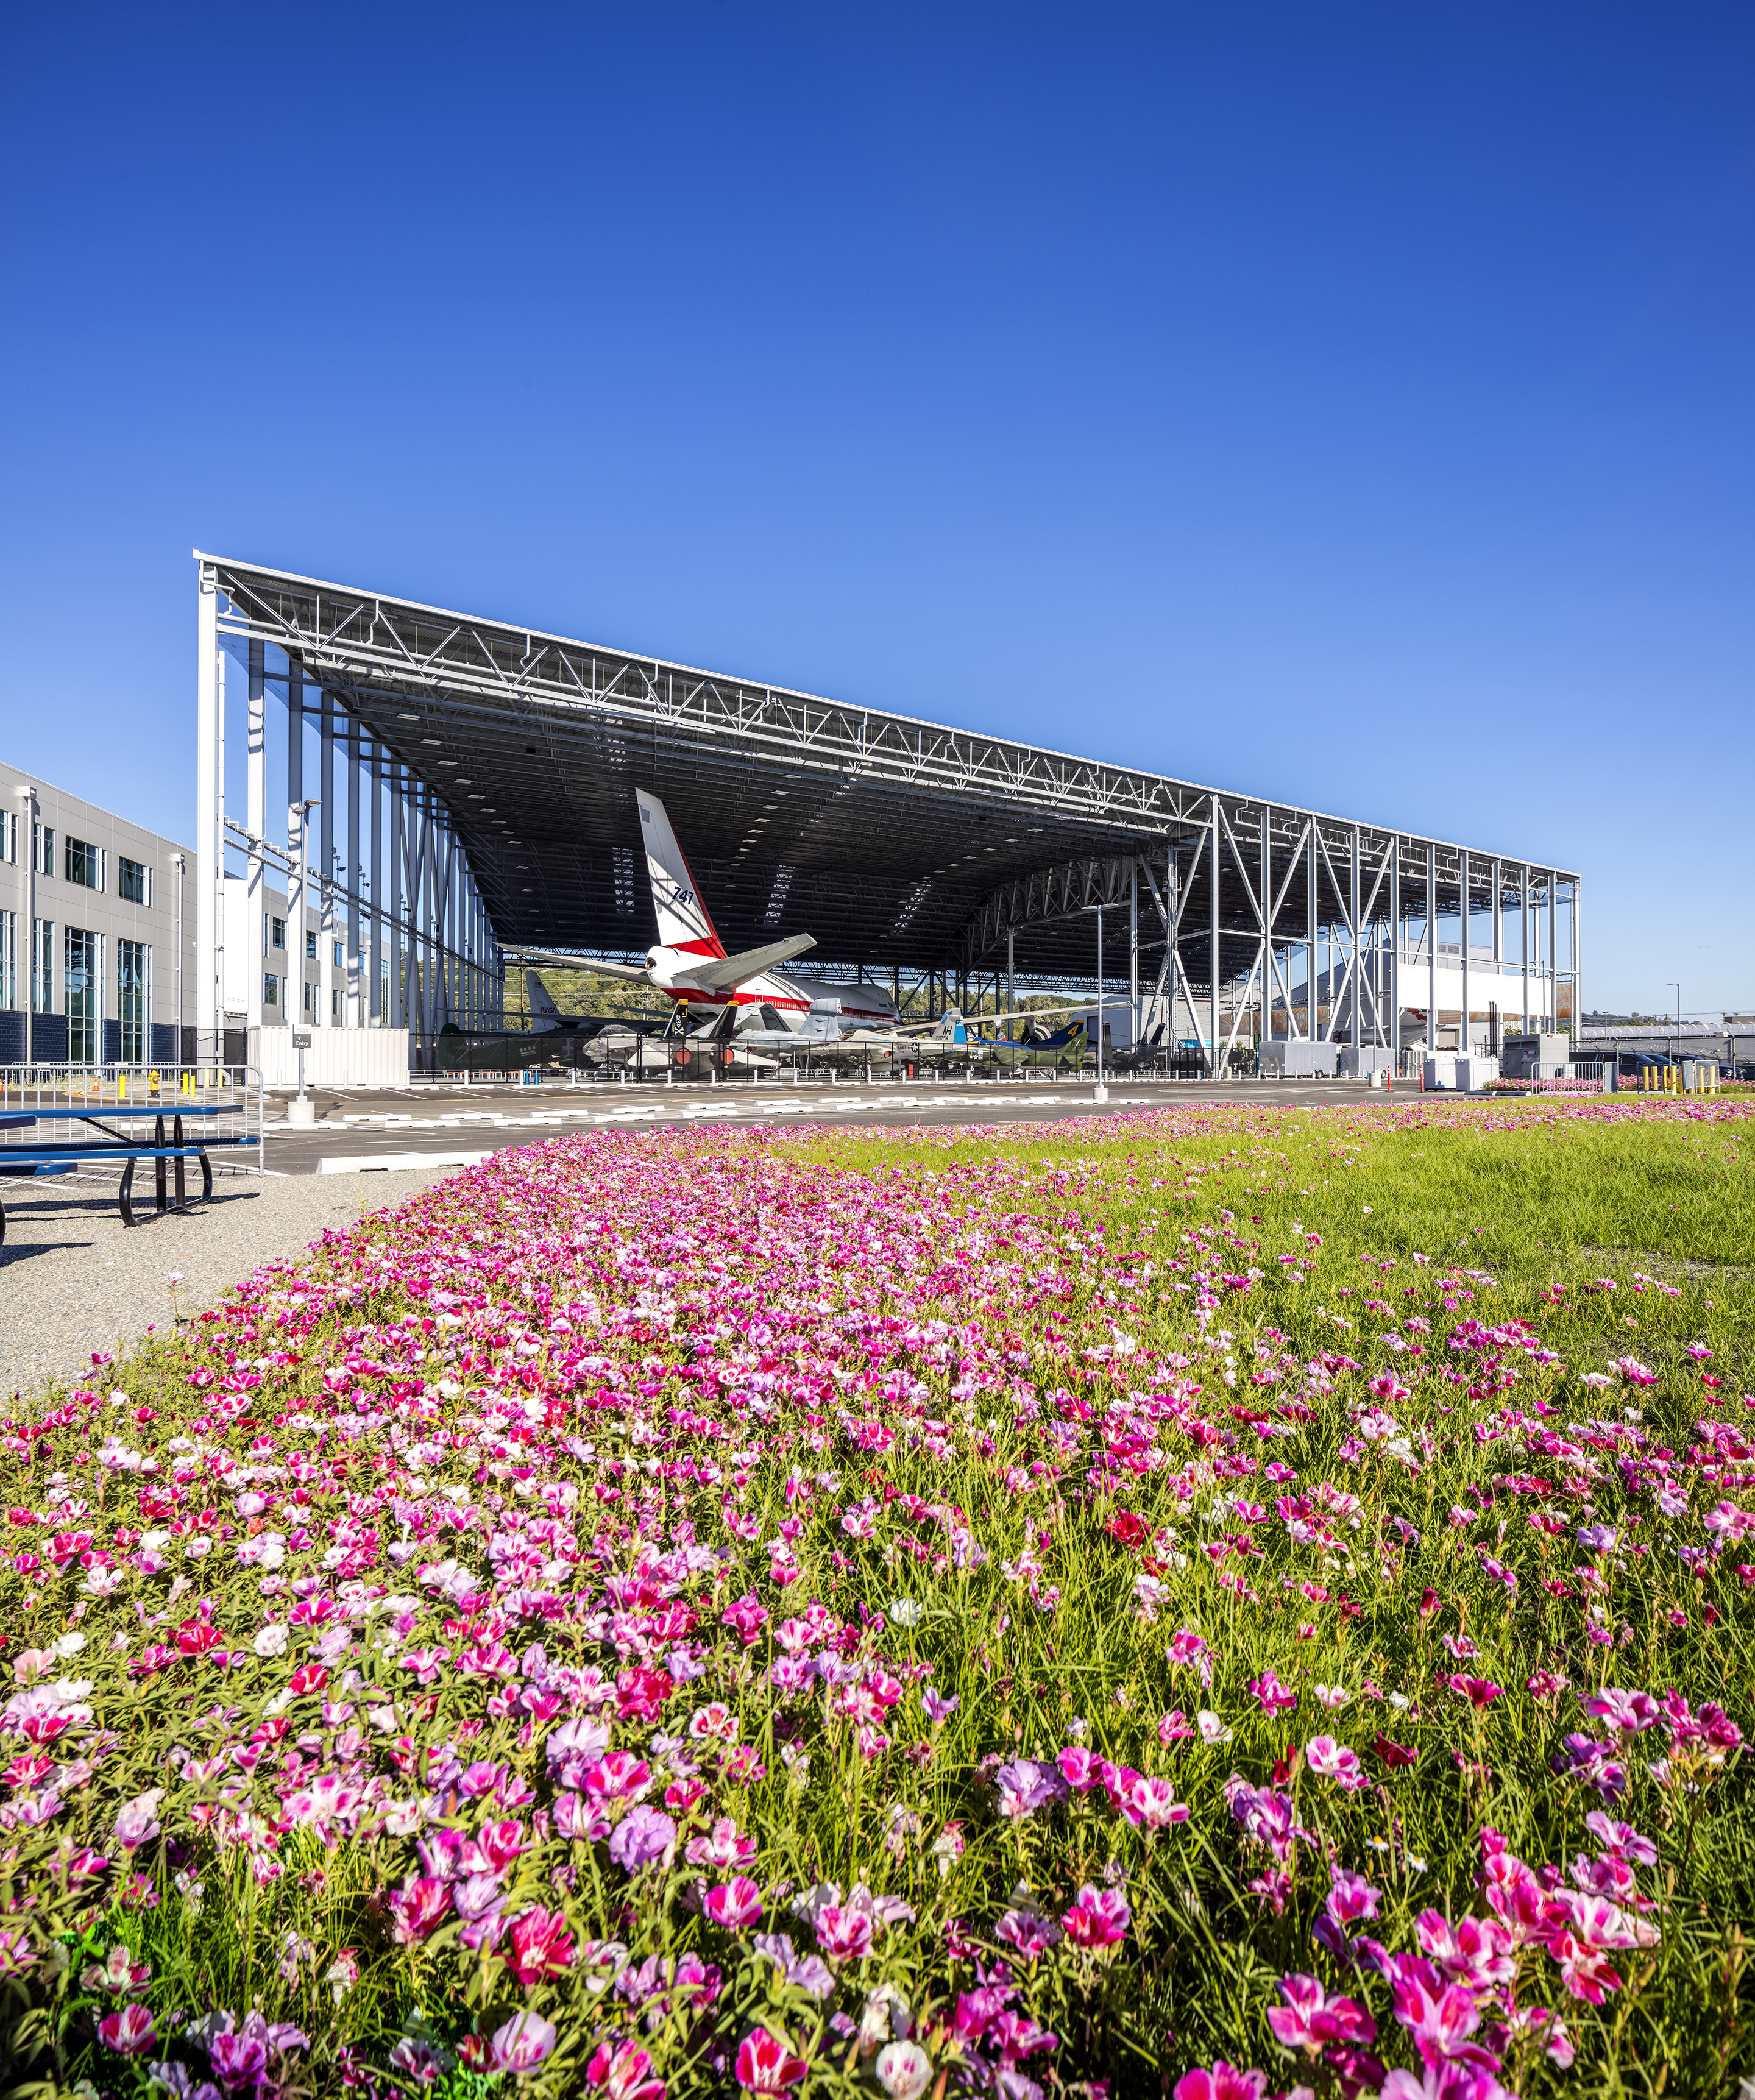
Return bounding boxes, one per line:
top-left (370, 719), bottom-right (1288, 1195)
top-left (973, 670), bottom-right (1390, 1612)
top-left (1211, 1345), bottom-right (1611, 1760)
top-left (292, 1032), bottom-right (313, 1049)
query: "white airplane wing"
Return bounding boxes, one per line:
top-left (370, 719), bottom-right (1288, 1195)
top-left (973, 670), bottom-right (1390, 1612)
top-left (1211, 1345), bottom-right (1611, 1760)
top-left (503, 948), bottom-right (652, 984)
top-left (674, 934), bottom-right (817, 991)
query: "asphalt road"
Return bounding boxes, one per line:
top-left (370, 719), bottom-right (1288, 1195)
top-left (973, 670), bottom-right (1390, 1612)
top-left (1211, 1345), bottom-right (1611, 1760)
top-left (258, 1076), bottom-right (1417, 1176)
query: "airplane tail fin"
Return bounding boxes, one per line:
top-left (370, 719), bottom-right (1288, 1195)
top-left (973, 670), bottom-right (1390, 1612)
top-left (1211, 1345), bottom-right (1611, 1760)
top-left (523, 971), bottom-right (565, 1030)
top-left (635, 789), bottom-right (724, 957)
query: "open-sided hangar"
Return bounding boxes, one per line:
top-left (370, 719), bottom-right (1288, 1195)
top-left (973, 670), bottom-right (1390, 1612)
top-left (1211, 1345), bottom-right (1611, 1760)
top-left (195, 554), bottom-right (1581, 1076)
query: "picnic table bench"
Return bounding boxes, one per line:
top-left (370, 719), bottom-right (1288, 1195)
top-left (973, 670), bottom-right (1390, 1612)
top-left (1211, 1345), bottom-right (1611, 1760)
top-left (0, 1105), bottom-right (257, 1243)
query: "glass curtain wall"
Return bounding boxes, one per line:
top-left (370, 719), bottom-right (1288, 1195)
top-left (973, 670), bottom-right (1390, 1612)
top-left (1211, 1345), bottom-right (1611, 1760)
top-left (64, 926), bottom-right (96, 1063)
top-left (118, 939), bottom-right (146, 1062)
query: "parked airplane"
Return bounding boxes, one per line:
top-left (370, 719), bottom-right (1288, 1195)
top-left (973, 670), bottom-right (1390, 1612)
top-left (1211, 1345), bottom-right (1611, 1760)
top-left (507, 790), bottom-right (898, 1028)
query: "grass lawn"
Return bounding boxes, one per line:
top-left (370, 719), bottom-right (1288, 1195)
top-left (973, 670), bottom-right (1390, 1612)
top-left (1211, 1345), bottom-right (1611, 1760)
top-left (2, 1094), bottom-right (1751, 2099)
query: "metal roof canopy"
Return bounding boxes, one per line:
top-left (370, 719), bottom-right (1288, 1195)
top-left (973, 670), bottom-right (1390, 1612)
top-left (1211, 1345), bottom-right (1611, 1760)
top-left (202, 555), bottom-right (1579, 1001)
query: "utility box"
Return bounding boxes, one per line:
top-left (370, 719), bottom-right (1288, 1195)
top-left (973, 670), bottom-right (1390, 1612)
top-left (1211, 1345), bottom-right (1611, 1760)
top-left (1424, 1054), bottom-right (1458, 1090)
top-left (1502, 1033), bottom-right (1569, 1081)
top-left (1455, 1054), bottom-right (1501, 1092)
top-left (1340, 1046), bottom-right (1395, 1079)
top-left (1261, 1038), bottom-right (1341, 1078)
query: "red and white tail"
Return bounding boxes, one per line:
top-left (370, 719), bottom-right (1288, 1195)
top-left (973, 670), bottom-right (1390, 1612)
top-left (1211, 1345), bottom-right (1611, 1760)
top-left (635, 789), bottom-right (724, 957)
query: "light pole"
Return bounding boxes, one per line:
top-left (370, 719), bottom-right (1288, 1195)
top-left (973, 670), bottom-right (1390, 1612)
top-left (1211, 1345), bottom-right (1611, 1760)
top-left (1092, 903), bottom-right (1107, 1102)
top-left (1666, 982), bottom-right (1681, 1064)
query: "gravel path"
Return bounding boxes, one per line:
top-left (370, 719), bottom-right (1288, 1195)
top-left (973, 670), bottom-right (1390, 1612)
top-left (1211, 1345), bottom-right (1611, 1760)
top-left (0, 1166), bottom-right (463, 1399)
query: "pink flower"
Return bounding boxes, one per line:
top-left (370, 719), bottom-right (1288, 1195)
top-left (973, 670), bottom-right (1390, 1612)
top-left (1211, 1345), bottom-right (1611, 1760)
top-left (491, 2011), bottom-right (558, 2074)
top-left (1584, 1811), bottom-right (1658, 1867)
top-left (1325, 1867), bottom-right (1381, 1926)
top-left (1448, 1676), bottom-right (1504, 1710)
top-left (389, 1876), bottom-right (453, 1945)
top-left (735, 2027), bottom-right (809, 2091)
top-left (1172, 2065), bottom-right (1267, 2100)
top-left (815, 1905), bottom-right (874, 1962)
top-left (1415, 1910), bottom-right (1516, 1992)
top-left (1061, 1884), bottom-right (1130, 1949)
top-left (1304, 1735), bottom-right (1367, 1790)
top-left (704, 1876), bottom-right (764, 1931)
top-left (587, 2041), bottom-right (666, 2100)
top-left (508, 1906), bottom-right (575, 1985)
top-left (1581, 1687), bottom-right (1660, 1735)
top-left (722, 1595), bottom-right (770, 1644)
top-left (1267, 1973), bottom-right (1377, 2056)
top-left (1246, 1669), bottom-right (1299, 1717)
top-left (1391, 1974), bottom-right (1499, 2072)
top-left (996, 1758), bottom-right (1068, 1818)
top-left (585, 1751), bottom-right (653, 1804)
top-left (1124, 1774), bottom-right (1191, 1829)
top-left (98, 2004), bottom-right (157, 2055)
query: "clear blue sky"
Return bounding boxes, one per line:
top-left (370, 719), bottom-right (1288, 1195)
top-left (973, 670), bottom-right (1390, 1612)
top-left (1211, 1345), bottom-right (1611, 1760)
top-left (2, 5), bottom-right (1749, 1015)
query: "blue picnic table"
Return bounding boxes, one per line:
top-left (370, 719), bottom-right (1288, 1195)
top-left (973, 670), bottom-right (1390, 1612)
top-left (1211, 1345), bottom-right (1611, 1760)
top-left (0, 1105), bottom-right (257, 1243)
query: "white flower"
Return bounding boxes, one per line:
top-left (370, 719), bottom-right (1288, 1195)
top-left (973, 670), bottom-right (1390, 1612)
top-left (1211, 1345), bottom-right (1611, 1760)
top-left (888, 1598), bottom-right (923, 1628)
top-left (1313, 1683), bottom-right (1352, 1711)
top-left (876, 2041), bottom-right (934, 2099)
top-left (1196, 1709), bottom-right (1232, 1743)
top-left (254, 1623), bottom-right (289, 1659)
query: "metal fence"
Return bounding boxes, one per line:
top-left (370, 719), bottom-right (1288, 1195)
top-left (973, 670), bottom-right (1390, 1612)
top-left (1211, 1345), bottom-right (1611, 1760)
top-left (0, 1065), bottom-right (264, 1184)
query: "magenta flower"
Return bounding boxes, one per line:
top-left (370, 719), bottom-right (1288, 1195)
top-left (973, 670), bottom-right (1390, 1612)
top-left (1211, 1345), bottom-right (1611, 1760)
top-left (704, 1875), bottom-right (764, 1931)
top-left (98, 2004), bottom-right (157, 2055)
top-left (508, 1905), bottom-right (576, 1985)
top-left (586, 2039), bottom-right (667, 2100)
top-left (1246, 1670), bottom-right (1299, 1717)
top-left (735, 2027), bottom-right (809, 2091)
top-left (388, 1875), bottom-right (453, 1945)
top-left (1325, 1866), bottom-right (1382, 1926)
top-left (815, 1904), bottom-right (874, 1962)
top-left (1268, 1972), bottom-right (1377, 2056)
top-left (1172, 2065), bottom-right (1267, 2100)
top-left (1448, 1675), bottom-right (1505, 1710)
top-left (1061, 1884), bottom-right (1130, 1948)
top-left (1581, 1687), bottom-right (1659, 1736)
top-left (1390, 1974), bottom-right (1499, 2071)
top-left (1124, 1774), bottom-right (1191, 1829)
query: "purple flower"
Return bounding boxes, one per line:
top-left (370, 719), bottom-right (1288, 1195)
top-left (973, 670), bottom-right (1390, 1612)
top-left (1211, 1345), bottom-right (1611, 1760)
top-left (609, 1806), bottom-right (677, 1873)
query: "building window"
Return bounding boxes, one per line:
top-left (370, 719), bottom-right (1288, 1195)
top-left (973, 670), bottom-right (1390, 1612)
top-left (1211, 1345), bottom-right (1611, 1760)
top-left (0, 909), bottom-right (14, 1008)
top-left (66, 837), bottom-right (101, 890)
top-left (263, 973), bottom-right (280, 1009)
top-left (65, 926), bottom-right (97, 1062)
top-left (303, 979), bottom-right (313, 1015)
top-left (333, 938), bottom-right (344, 967)
top-left (270, 917), bottom-right (286, 952)
top-left (31, 920), bottom-right (54, 1013)
top-left (33, 824), bottom-right (55, 877)
top-left (332, 987), bottom-right (341, 1019)
top-left (305, 931), bottom-right (317, 960)
top-left (0, 812), bottom-right (15, 864)
top-left (118, 938), bottom-right (146, 1062)
top-left (118, 856), bottom-right (147, 903)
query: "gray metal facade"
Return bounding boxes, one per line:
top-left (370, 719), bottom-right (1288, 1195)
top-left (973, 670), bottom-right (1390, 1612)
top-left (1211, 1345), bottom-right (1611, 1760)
top-left (197, 554), bottom-right (1581, 1066)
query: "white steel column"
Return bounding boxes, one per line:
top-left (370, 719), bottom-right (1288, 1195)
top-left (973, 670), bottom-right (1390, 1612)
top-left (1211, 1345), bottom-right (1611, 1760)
top-left (1260, 811), bottom-right (1271, 1040)
top-left (388, 765), bottom-right (404, 1029)
top-left (1572, 879), bottom-right (1581, 1046)
top-left (1349, 826), bottom-right (1361, 1047)
top-left (1306, 823), bottom-right (1319, 1039)
top-left (288, 661), bottom-right (304, 1026)
top-left (319, 698), bottom-right (335, 1027)
top-left (347, 715), bottom-right (361, 1027)
top-left (1459, 850), bottom-right (1470, 1056)
top-left (369, 743), bottom-right (383, 1025)
top-left (246, 638), bottom-right (266, 1052)
top-left (1394, 835), bottom-right (1402, 1066)
top-left (1426, 843), bottom-right (1438, 1053)
top-left (1129, 860), bottom-right (1139, 1045)
top-left (1208, 796), bottom-right (1221, 1076)
top-left (196, 571), bottom-right (224, 1061)
top-left (1521, 863), bottom-right (1531, 1032)
top-left (1547, 871), bottom-right (1558, 1032)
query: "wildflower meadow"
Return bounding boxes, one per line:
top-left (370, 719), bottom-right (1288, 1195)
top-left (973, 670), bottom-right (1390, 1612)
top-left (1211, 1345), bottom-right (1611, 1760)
top-left (2, 1094), bottom-right (1753, 2100)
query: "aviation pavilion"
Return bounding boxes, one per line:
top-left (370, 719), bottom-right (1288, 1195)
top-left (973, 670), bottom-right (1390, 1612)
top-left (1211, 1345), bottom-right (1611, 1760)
top-left (194, 555), bottom-right (1581, 1076)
